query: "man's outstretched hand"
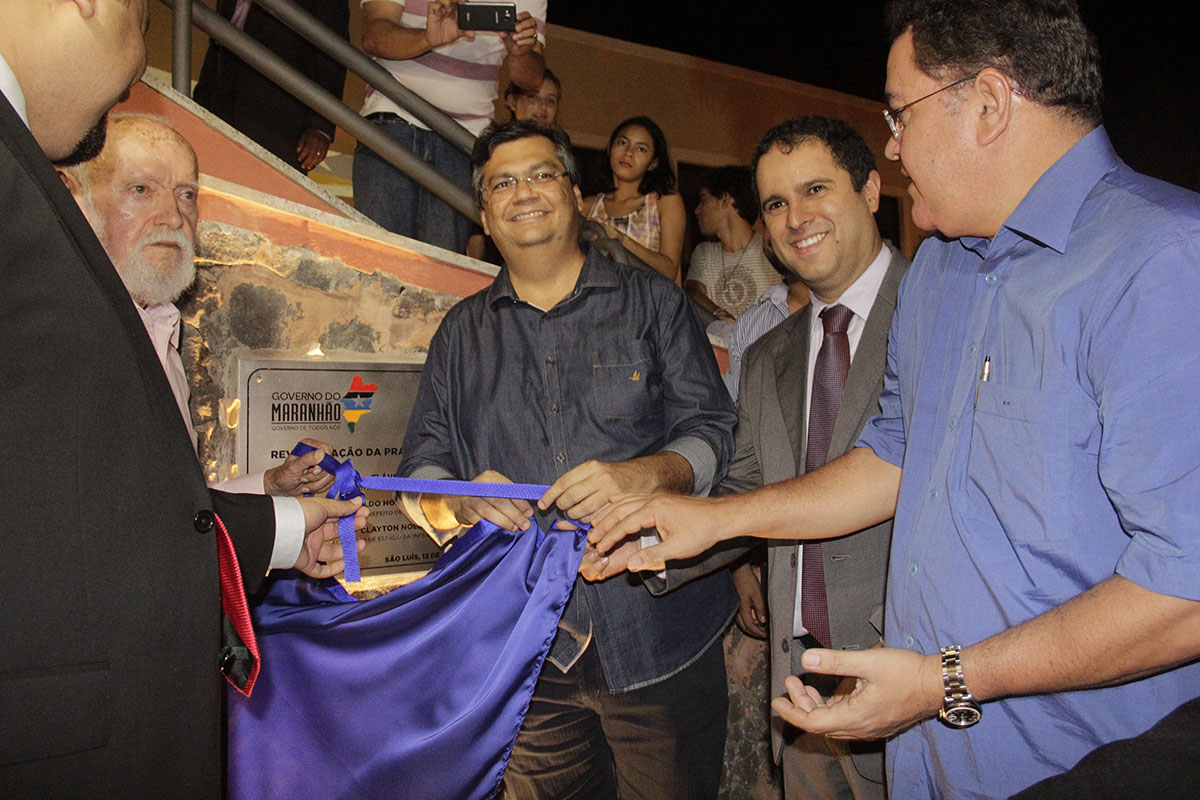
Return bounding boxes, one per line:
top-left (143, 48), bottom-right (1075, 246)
top-left (587, 492), bottom-right (727, 571)
top-left (772, 646), bottom-right (942, 741)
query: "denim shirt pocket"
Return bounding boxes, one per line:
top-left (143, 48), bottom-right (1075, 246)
top-left (967, 381), bottom-right (1069, 544)
top-left (592, 340), bottom-right (658, 420)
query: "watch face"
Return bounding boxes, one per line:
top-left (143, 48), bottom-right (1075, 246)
top-left (941, 703), bottom-right (982, 728)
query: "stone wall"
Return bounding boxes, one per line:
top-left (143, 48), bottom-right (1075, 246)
top-left (722, 626), bottom-right (783, 799)
top-left (181, 221), bottom-right (460, 483)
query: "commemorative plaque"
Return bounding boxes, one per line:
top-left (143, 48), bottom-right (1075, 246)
top-left (236, 357), bottom-right (440, 579)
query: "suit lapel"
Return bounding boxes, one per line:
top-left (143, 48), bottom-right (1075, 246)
top-left (828, 248), bottom-right (910, 456)
top-left (776, 304), bottom-right (812, 472)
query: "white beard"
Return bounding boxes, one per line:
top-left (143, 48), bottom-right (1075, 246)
top-left (88, 210), bottom-right (198, 307)
top-left (116, 229), bottom-right (198, 307)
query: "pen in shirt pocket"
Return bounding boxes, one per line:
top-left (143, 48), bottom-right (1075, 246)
top-left (974, 356), bottom-right (991, 409)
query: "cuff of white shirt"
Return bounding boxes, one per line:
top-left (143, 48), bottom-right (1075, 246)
top-left (661, 435), bottom-right (717, 496)
top-left (211, 469), bottom-right (268, 495)
top-left (399, 464), bottom-right (461, 547)
top-left (268, 495), bottom-right (306, 570)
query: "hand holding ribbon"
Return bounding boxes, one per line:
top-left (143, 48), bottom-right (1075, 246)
top-left (289, 443), bottom-right (575, 581)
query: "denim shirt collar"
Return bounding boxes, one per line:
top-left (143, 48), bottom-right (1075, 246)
top-left (486, 245), bottom-right (620, 310)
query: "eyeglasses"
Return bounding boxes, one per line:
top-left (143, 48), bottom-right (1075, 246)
top-left (517, 91), bottom-right (559, 108)
top-left (484, 170), bottom-right (568, 198)
top-left (883, 73), bottom-right (979, 141)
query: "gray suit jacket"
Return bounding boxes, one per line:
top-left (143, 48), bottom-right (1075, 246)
top-left (691, 246), bottom-right (908, 782)
top-left (747, 247), bottom-right (906, 779)
top-left (648, 248), bottom-right (907, 778)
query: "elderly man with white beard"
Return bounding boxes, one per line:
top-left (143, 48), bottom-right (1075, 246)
top-left (59, 113), bottom-right (332, 496)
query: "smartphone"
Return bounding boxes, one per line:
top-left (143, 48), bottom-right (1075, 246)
top-left (457, 2), bottom-right (518, 32)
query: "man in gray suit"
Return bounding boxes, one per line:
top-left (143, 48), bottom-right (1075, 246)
top-left (743, 117), bottom-right (906, 800)
top-left (589, 116), bottom-right (907, 799)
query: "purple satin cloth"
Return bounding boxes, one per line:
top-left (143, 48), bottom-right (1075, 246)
top-left (228, 517), bottom-right (586, 799)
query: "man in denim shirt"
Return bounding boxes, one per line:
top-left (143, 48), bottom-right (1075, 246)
top-left (398, 121), bottom-right (737, 799)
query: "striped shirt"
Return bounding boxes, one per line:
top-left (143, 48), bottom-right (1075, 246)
top-left (723, 281), bottom-right (791, 400)
top-left (360, 0), bottom-right (547, 135)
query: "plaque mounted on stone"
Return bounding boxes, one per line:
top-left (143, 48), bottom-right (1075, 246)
top-left (236, 357), bottom-right (439, 580)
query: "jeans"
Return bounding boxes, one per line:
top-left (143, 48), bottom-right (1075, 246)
top-left (351, 114), bottom-right (474, 254)
top-left (502, 637), bottom-right (728, 800)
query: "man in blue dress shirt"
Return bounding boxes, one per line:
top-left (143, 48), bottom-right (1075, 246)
top-left (589, 1), bottom-right (1200, 796)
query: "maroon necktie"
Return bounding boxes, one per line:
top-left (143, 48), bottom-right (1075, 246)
top-left (801, 304), bottom-right (854, 647)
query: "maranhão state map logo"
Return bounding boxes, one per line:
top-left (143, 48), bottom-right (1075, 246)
top-left (340, 375), bottom-right (378, 432)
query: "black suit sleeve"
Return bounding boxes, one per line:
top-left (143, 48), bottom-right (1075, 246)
top-left (211, 489), bottom-right (277, 595)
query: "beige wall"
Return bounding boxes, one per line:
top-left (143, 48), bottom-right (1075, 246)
top-left (544, 27), bottom-right (919, 256)
top-left (146, 4), bottom-right (920, 255)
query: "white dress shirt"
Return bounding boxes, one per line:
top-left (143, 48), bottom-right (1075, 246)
top-left (0, 52), bottom-right (29, 125)
top-left (794, 243), bottom-right (891, 637)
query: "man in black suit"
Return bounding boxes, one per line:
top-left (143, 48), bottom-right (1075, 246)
top-left (193, 0), bottom-right (349, 172)
top-left (0, 1), bottom-right (364, 795)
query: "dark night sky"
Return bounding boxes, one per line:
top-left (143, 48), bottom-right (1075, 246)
top-left (548, 3), bottom-right (1199, 192)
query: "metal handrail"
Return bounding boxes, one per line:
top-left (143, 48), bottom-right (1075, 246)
top-left (251, 0), bottom-right (476, 155)
top-left (171, 0), bottom-right (191, 95)
top-left (161, 0), bottom-right (477, 221)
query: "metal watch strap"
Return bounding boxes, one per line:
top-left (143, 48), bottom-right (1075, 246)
top-left (941, 645), bottom-right (969, 698)
top-left (939, 644), bottom-right (982, 728)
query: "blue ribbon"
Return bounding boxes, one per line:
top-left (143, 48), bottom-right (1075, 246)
top-left (290, 443), bottom-right (557, 582)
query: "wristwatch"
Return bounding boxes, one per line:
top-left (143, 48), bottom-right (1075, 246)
top-left (938, 645), bottom-right (982, 729)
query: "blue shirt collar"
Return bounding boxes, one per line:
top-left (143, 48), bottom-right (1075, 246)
top-left (961, 126), bottom-right (1121, 256)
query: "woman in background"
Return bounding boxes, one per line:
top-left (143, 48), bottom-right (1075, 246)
top-left (584, 116), bottom-right (686, 282)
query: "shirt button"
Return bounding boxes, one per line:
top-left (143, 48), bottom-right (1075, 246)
top-left (556, 453), bottom-right (565, 463)
top-left (781, 638), bottom-right (790, 654)
top-left (985, 274), bottom-right (998, 284)
top-left (910, 562), bottom-right (919, 575)
top-left (904, 635), bottom-right (915, 648)
top-left (967, 344), bottom-right (978, 355)
top-left (928, 489), bottom-right (940, 501)
top-left (948, 415), bottom-right (958, 429)
top-left (545, 356), bottom-right (555, 365)
top-left (551, 403), bottom-right (559, 413)
top-left (193, 509), bottom-right (215, 533)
